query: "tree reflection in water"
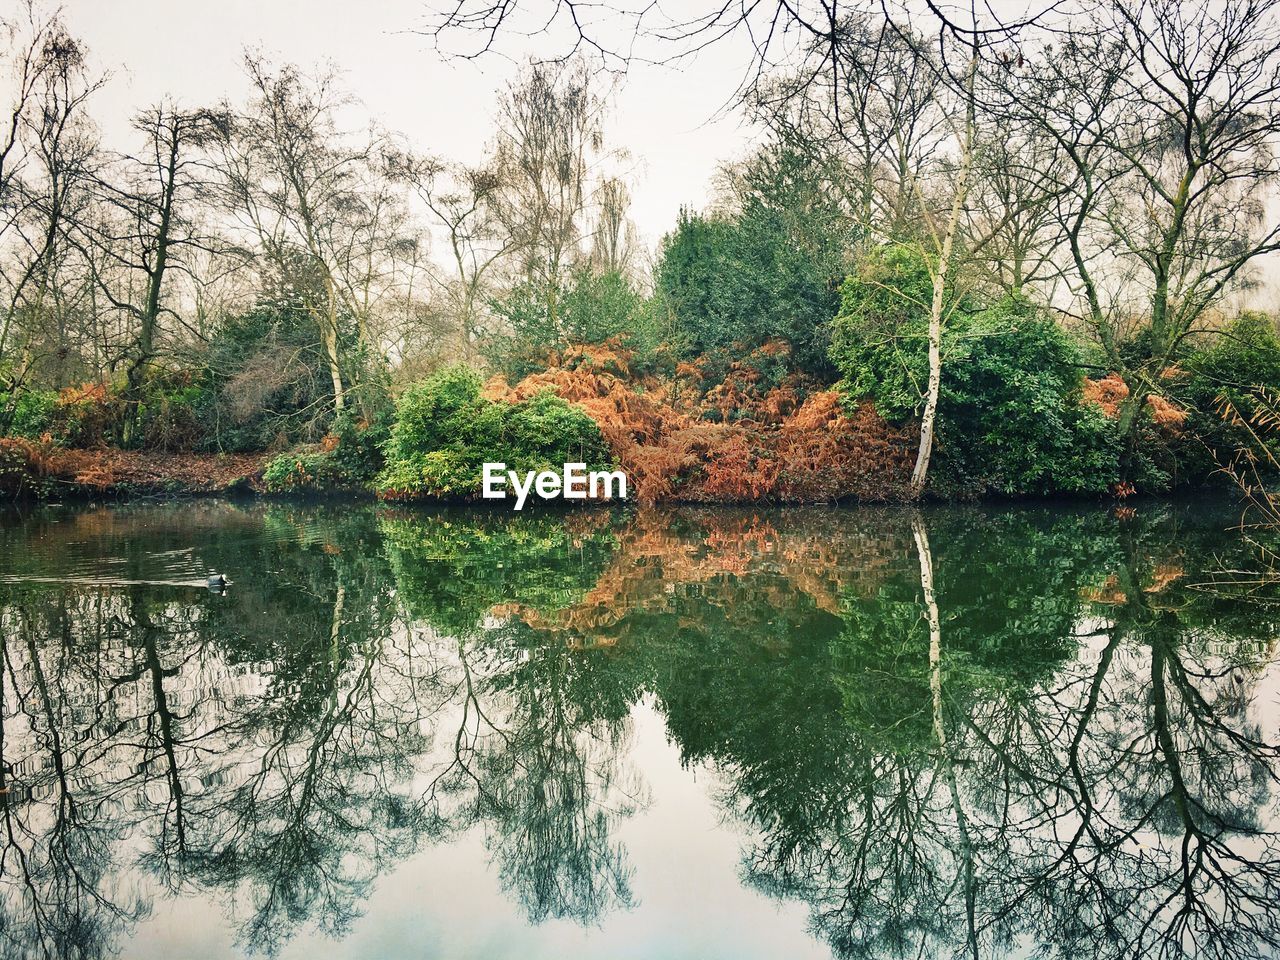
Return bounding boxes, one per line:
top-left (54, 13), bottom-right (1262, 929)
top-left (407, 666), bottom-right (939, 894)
top-left (0, 501), bottom-right (1277, 959)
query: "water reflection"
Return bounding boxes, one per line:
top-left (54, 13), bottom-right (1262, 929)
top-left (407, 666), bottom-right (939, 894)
top-left (0, 501), bottom-right (1278, 958)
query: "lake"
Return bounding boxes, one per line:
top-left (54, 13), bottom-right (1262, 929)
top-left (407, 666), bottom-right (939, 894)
top-left (1, 499), bottom-right (1278, 960)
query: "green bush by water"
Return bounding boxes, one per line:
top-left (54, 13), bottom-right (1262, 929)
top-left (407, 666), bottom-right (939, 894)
top-left (376, 366), bottom-right (612, 499)
top-left (830, 245), bottom-right (1121, 496)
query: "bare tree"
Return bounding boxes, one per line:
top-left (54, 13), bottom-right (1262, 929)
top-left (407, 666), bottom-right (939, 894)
top-left (218, 56), bottom-right (395, 416)
top-left (0, 12), bottom-right (100, 401)
top-left (0, 3), bottom-right (62, 243)
top-left (394, 153), bottom-right (519, 360)
top-left (491, 59), bottom-right (606, 328)
top-left (72, 103), bottom-right (229, 437)
top-left (1020, 0), bottom-right (1280, 452)
top-left (588, 175), bottom-right (637, 276)
top-left (962, 125), bottom-right (1066, 299)
top-left (753, 15), bottom-right (949, 243)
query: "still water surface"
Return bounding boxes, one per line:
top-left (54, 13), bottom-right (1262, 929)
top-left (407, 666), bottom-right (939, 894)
top-left (1, 500), bottom-right (1279, 959)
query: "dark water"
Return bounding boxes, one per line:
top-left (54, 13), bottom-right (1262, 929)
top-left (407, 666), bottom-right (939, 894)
top-left (1, 499), bottom-right (1279, 960)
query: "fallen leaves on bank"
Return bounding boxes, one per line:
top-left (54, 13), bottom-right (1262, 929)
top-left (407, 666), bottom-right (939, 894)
top-left (0, 438), bottom-right (270, 497)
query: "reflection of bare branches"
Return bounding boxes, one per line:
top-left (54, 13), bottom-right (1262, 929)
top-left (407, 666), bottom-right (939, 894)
top-left (723, 511), bottom-right (1280, 960)
top-left (0, 505), bottom-right (454, 958)
top-left (0, 599), bottom-right (150, 960)
top-left (2, 500), bottom-right (1280, 960)
top-left (421, 631), bottom-right (644, 925)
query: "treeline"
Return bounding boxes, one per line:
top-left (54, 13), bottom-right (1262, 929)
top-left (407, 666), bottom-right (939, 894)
top-left (0, 7), bottom-right (635, 445)
top-left (4, 0), bottom-right (1280, 501)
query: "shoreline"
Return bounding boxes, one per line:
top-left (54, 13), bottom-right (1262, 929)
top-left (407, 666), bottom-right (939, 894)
top-left (0, 442), bottom-right (1234, 508)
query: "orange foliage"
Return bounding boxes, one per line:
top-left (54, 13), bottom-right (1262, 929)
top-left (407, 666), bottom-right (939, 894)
top-left (1082, 562), bottom-right (1184, 606)
top-left (1147, 394), bottom-right (1187, 428)
top-left (56, 381), bottom-right (123, 447)
top-left (775, 395), bottom-right (915, 502)
top-left (58, 381), bottom-right (111, 406)
top-left (0, 442), bottom-right (269, 497)
top-left (1144, 563), bottom-right (1184, 593)
top-left (493, 510), bottom-right (914, 641)
top-left (1082, 574), bottom-right (1127, 606)
top-left (493, 342), bottom-right (915, 503)
top-left (1083, 374), bottom-right (1130, 418)
top-left (1083, 373), bottom-right (1186, 431)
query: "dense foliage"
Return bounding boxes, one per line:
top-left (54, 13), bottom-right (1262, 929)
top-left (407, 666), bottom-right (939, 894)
top-left (0, 296), bottom-right (385, 457)
top-left (199, 296), bottom-right (383, 452)
top-left (829, 244), bottom-right (946, 421)
top-left (486, 267), bottom-right (660, 380)
top-left (655, 148), bottom-right (852, 379)
top-left (832, 246), bottom-right (1121, 496)
top-left (375, 366), bottom-right (612, 499)
top-left (1173, 312), bottom-right (1280, 480)
top-left (6, 4), bottom-right (1280, 503)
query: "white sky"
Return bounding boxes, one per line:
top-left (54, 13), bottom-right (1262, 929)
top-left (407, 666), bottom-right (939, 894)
top-left (57, 0), bottom-right (762, 252)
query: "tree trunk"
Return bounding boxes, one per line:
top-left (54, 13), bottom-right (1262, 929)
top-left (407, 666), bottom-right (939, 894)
top-left (323, 318), bottom-right (346, 415)
top-left (911, 274), bottom-right (946, 497)
top-left (321, 274), bottom-right (346, 415)
top-left (914, 514), bottom-right (979, 960)
top-left (908, 49), bottom-right (978, 499)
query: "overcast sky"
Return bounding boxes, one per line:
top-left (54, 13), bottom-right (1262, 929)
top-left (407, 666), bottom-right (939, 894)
top-left (57, 0), bottom-right (763, 251)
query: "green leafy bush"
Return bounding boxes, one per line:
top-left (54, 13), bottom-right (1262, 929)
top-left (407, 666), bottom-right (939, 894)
top-left (2, 382), bottom-right (126, 446)
top-left (830, 244), bottom-right (944, 420)
top-left (486, 267), bottom-right (659, 380)
top-left (935, 300), bottom-right (1120, 496)
top-left (831, 246), bottom-right (1120, 496)
top-left (655, 146), bottom-right (852, 378)
top-left (4, 390), bottom-right (59, 440)
top-left (381, 511), bottom-right (620, 637)
top-left (262, 407), bottom-right (394, 494)
top-left (327, 408), bottom-right (393, 486)
top-left (263, 451), bottom-right (347, 493)
top-left (1174, 312), bottom-right (1280, 480)
top-left (376, 365), bottom-right (612, 499)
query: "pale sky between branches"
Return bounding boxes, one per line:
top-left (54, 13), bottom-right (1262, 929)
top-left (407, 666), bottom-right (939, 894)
top-left (58, 0), bottom-right (761, 252)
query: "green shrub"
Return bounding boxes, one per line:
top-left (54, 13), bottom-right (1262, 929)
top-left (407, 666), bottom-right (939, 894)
top-left (262, 406), bottom-right (394, 494)
top-left (262, 451), bottom-right (349, 493)
top-left (934, 300), bottom-right (1120, 496)
top-left (5, 390), bottom-right (59, 440)
top-left (327, 408), bottom-right (392, 486)
top-left (384, 366), bottom-right (486, 456)
top-left (654, 145), bottom-right (852, 378)
top-left (830, 246), bottom-right (1120, 496)
top-left (830, 244), bottom-right (953, 420)
top-left (1173, 312), bottom-right (1280, 480)
top-left (485, 267), bottom-right (659, 380)
top-left (376, 365), bottom-right (612, 499)
top-left (381, 512), bottom-right (620, 637)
